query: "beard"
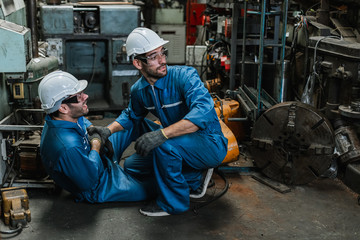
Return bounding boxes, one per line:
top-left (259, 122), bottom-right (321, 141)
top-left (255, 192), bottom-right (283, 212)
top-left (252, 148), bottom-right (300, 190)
top-left (143, 63), bottom-right (167, 79)
top-left (67, 101), bottom-right (89, 119)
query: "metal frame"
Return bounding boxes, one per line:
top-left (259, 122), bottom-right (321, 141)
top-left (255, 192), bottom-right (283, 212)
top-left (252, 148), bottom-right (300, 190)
top-left (0, 109), bottom-right (54, 189)
top-left (228, 0), bottom-right (289, 119)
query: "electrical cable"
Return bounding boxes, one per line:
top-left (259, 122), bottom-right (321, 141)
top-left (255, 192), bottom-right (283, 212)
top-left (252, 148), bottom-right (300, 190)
top-left (1, 147), bottom-right (17, 188)
top-left (200, 46), bottom-right (208, 80)
top-left (88, 42), bottom-right (97, 87)
top-left (192, 25), bottom-right (207, 68)
top-left (303, 16), bottom-right (310, 82)
top-left (301, 35), bottom-right (342, 106)
top-left (305, 2), bottom-right (321, 16)
top-left (312, 35), bottom-right (342, 74)
top-left (0, 223), bottom-right (23, 235)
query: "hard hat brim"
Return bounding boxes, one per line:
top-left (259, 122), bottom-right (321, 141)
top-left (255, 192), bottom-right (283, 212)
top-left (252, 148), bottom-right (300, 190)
top-left (77, 80), bottom-right (88, 93)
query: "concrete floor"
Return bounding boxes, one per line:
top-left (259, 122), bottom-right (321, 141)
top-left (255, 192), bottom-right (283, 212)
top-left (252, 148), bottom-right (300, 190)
top-left (1, 117), bottom-right (359, 239)
top-left (1, 167), bottom-right (359, 240)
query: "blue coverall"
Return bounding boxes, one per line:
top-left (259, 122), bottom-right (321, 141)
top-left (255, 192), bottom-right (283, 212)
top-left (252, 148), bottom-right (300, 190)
top-left (40, 115), bottom-right (155, 203)
top-left (117, 65), bottom-right (228, 214)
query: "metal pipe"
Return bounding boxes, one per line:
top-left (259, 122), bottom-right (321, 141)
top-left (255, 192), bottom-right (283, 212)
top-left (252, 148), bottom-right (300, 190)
top-left (0, 125), bottom-right (43, 131)
top-left (241, 0), bottom-right (247, 88)
top-left (279, 0), bottom-right (289, 102)
top-left (28, 0), bottom-right (38, 58)
top-left (229, 3), bottom-right (240, 90)
top-left (256, 0), bottom-right (267, 117)
top-left (228, 117), bottom-right (248, 122)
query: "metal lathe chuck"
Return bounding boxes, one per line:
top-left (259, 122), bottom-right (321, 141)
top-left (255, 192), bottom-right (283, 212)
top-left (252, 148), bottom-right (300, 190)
top-left (251, 102), bottom-right (334, 185)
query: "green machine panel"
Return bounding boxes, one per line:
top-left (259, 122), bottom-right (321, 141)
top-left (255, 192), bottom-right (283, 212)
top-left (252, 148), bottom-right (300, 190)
top-left (40, 5), bottom-right (74, 35)
top-left (0, 0), bottom-right (27, 26)
top-left (100, 5), bottom-right (140, 35)
top-left (112, 38), bottom-right (128, 64)
top-left (65, 40), bottom-right (107, 101)
top-left (109, 65), bottom-right (139, 108)
top-left (0, 19), bottom-right (31, 72)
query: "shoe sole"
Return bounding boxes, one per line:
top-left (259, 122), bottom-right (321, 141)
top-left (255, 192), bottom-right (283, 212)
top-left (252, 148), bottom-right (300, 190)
top-left (190, 168), bottom-right (214, 199)
top-left (139, 208), bottom-right (170, 217)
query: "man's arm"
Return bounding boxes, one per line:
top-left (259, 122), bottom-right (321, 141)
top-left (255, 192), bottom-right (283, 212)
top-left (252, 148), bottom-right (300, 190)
top-left (162, 119), bottom-right (199, 139)
top-left (134, 120), bottom-right (200, 156)
top-left (60, 147), bottom-right (105, 191)
top-left (107, 121), bottom-right (124, 134)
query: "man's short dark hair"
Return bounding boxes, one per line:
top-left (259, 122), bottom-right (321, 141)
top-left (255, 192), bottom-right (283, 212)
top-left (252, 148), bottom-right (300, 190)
top-left (49, 110), bottom-right (60, 118)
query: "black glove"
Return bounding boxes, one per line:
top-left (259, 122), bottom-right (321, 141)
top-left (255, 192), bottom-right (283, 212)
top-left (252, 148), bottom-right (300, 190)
top-left (135, 130), bottom-right (167, 156)
top-left (87, 126), bottom-right (113, 158)
top-left (88, 132), bottom-right (102, 145)
top-left (87, 126), bottom-right (111, 143)
top-left (104, 139), bottom-right (114, 159)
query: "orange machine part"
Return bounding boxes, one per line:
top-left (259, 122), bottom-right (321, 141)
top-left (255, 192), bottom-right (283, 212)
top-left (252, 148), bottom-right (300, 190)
top-left (219, 119), bottom-right (240, 164)
top-left (156, 97), bottom-right (243, 164)
top-left (214, 98), bottom-right (246, 141)
top-left (213, 98), bottom-right (245, 164)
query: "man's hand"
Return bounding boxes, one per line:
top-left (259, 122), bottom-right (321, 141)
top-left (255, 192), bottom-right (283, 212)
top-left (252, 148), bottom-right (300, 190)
top-left (87, 126), bottom-right (113, 158)
top-left (135, 130), bottom-right (167, 156)
top-left (89, 132), bottom-right (102, 153)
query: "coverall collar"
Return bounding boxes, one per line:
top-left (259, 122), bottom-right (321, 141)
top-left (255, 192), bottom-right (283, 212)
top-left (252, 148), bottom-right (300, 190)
top-left (45, 115), bottom-right (86, 136)
top-left (137, 74), bottom-right (167, 90)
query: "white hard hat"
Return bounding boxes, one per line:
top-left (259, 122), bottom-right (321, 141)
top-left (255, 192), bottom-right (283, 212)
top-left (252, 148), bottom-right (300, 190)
top-left (38, 71), bottom-right (88, 114)
top-left (126, 27), bottom-right (169, 57)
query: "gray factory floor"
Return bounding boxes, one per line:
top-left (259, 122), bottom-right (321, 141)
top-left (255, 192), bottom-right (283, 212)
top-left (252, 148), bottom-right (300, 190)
top-left (1, 117), bottom-right (359, 240)
top-left (1, 165), bottom-right (359, 240)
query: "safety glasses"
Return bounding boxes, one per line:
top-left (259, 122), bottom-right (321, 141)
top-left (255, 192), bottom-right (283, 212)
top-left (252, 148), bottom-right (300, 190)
top-left (135, 48), bottom-right (168, 64)
top-left (62, 92), bottom-right (84, 104)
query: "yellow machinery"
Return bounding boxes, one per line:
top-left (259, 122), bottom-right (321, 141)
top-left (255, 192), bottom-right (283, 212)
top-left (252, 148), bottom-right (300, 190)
top-left (1, 187), bottom-right (31, 228)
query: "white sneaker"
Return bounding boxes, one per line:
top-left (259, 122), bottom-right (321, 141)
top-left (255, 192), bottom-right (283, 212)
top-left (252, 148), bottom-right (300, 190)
top-left (139, 201), bottom-right (170, 217)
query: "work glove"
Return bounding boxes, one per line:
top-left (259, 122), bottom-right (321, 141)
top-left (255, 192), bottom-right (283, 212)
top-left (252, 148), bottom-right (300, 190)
top-left (135, 130), bottom-right (168, 157)
top-left (103, 139), bottom-right (114, 159)
top-left (87, 126), bottom-right (114, 159)
top-left (87, 126), bottom-right (111, 143)
top-left (88, 132), bottom-right (102, 145)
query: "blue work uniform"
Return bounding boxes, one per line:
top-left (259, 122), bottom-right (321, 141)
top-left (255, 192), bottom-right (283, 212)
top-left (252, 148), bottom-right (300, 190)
top-left (40, 115), bottom-right (154, 203)
top-left (116, 65), bottom-right (228, 214)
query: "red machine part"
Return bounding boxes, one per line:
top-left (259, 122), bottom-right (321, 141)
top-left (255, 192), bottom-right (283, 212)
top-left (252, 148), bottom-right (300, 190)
top-left (224, 18), bottom-right (232, 38)
top-left (186, 1), bottom-right (206, 45)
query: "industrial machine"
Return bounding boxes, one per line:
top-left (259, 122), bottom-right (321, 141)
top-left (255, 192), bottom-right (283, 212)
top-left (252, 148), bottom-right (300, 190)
top-left (0, 0), bottom-right (58, 193)
top-left (188, 0), bottom-right (360, 197)
top-left (0, 0), bottom-right (59, 109)
top-left (1, 0), bottom-right (360, 217)
top-left (0, 0), bottom-right (143, 188)
top-left (39, 2), bottom-right (142, 111)
top-left (1, 187), bottom-right (31, 229)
